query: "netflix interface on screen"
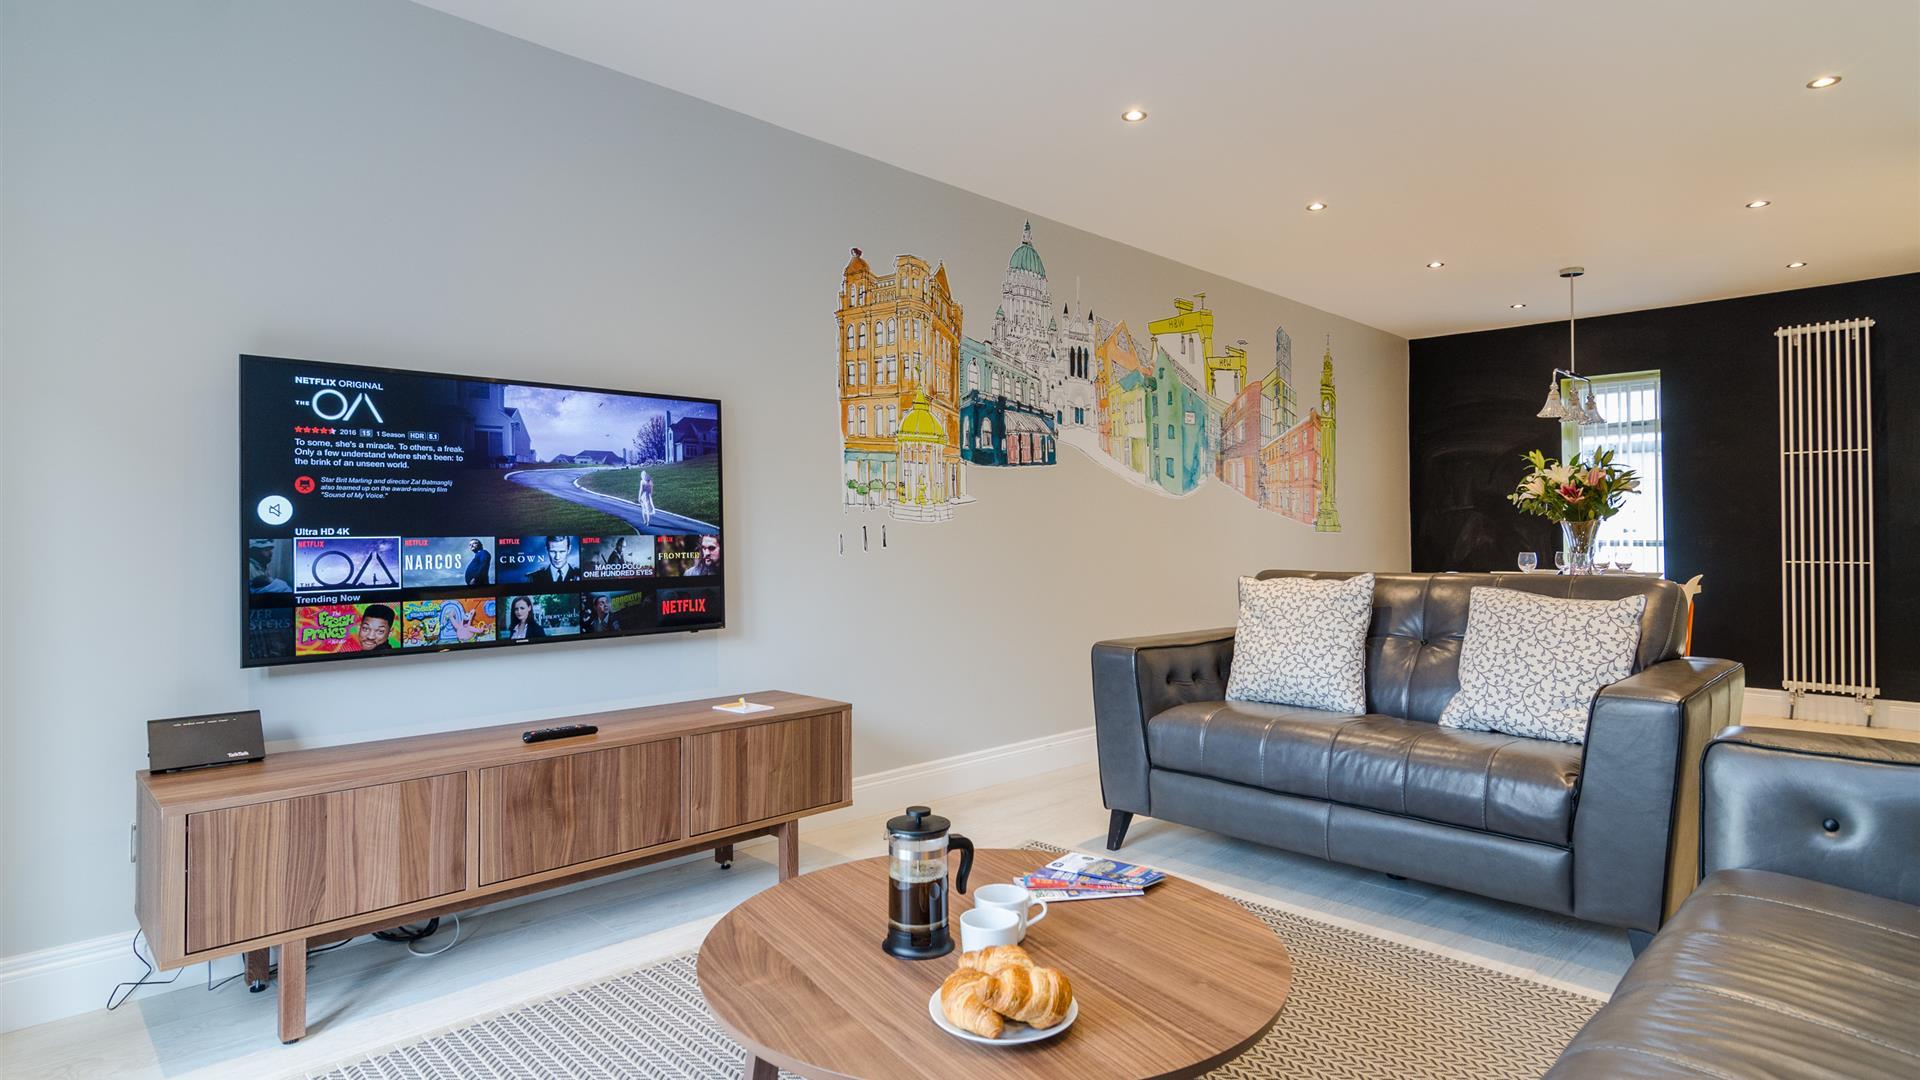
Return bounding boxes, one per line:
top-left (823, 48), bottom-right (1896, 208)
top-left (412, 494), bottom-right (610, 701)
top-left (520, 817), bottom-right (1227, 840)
top-left (240, 355), bottom-right (723, 666)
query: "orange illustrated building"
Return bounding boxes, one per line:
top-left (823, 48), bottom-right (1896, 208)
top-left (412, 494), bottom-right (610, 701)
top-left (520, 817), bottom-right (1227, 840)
top-left (1262, 411), bottom-right (1322, 525)
top-left (838, 248), bottom-right (966, 520)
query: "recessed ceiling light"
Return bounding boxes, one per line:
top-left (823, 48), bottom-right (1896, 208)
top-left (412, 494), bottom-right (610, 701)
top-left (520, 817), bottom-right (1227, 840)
top-left (1120, 107), bottom-right (1147, 123)
top-left (1509, 303), bottom-right (1528, 309)
top-left (1806, 75), bottom-right (1842, 89)
top-left (1787, 261), bottom-right (1808, 269)
top-left (1746, 199), bottom-right (1771, 209)
top-left (1305, 201), bottom-right (1328, 212)
top-left (1425, 261), bottom-right (1445, 269)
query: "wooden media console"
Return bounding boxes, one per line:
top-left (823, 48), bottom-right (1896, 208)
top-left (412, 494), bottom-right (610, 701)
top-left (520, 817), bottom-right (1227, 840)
top-left (133, 691), bottom-right (851, 1042)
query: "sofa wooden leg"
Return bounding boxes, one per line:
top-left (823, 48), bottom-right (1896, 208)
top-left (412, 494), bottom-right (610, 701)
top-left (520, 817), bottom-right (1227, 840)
top-left (1626, 929), bottom-right (1655, 956)
top-left (1106, 810), bottom-right (1134, 851)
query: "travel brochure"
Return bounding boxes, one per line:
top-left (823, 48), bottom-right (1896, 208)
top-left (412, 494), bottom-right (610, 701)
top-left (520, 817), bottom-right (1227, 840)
top-left (1015, 854), bottom-right (1167, 903)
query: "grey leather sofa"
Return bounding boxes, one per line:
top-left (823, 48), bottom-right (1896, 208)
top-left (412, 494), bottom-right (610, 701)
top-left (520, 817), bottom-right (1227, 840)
top-left (1091, 570), bottom-right (1745, 944)
top-left (1549, 726), bottom-right (1920, 1077)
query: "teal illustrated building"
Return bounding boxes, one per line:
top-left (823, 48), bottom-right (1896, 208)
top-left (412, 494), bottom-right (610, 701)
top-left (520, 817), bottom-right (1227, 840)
top-left (1145, 344), bottom-right (1215, 495)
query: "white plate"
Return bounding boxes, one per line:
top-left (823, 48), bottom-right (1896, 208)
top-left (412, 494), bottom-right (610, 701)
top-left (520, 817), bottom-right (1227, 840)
top-left (926, 987), bottom-right (1078, 1045)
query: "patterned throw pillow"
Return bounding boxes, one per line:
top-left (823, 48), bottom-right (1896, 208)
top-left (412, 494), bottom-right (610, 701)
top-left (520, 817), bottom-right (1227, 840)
top-left (1439, 587), bottom-right (1647, 744)
top-left (1224, 574), bottom-right (1375, 715)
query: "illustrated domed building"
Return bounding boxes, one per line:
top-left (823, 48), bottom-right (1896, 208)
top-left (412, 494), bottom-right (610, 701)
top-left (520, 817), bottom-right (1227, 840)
top-left (989, 222), bottom-right (1055, 375)
top-left (984, 221), bottom-right (1097, 432)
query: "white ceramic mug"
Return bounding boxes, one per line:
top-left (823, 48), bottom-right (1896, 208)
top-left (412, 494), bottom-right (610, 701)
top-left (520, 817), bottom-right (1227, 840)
top-left (958, 906), bottom-right (1022, 953)
top-left (972, 883), bottom-right (1048, 940)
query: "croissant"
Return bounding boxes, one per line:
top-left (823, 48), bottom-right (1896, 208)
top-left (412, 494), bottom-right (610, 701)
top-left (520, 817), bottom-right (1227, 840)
top-left (984, 964), bottom-right (1074, 1029)
top-left (939, 969), bottom-right (1004, 1039)
top-left (956, 944), bottom-right (1033, 977)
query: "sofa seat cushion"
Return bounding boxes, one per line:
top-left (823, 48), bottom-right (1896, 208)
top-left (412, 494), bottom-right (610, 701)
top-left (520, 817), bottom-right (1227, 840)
top-left (1147, 702), bottom-right (1583, 846)
top-left (1547, 869), bottom-right (1920, 1078)
top-left (1148, 700), bottom-right (1356, 802)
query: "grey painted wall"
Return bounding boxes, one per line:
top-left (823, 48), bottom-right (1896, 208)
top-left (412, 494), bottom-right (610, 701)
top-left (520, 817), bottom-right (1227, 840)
top-left (0, 0), bottom-right (1408, 957)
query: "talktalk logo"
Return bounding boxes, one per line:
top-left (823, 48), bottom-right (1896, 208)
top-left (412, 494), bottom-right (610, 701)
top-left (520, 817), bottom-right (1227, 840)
top-left (307, 388), bottom-right (384, 424)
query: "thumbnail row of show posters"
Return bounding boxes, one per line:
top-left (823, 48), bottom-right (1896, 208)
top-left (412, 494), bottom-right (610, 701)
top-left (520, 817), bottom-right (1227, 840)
top-left (246, 533), bottom-right (721, 660)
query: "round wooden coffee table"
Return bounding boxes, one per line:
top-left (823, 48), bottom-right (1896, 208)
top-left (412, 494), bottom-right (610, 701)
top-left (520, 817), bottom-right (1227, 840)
top-left (698, 849), bottom-right (1292, 1079)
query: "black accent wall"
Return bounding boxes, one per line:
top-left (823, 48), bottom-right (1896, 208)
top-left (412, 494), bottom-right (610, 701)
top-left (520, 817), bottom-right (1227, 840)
top-left (1410, 274), bottom-right (1920, 700)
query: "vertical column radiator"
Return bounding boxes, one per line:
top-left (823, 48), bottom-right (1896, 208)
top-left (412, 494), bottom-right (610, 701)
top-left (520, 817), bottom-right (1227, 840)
top-left (1776, 317), bottom-right (1877, 716)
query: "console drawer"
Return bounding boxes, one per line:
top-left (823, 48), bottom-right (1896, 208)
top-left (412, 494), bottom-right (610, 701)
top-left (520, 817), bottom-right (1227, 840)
top-left (478, 740), bottom-right (681, 885)
top-left (687, 713), bottom-right (848, 835)
top-left (185, 773), bottom-right (466, 953)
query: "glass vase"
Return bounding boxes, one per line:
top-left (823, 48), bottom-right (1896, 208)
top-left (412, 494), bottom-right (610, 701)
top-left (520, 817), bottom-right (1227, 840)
top-left (1560, 520), bottom-right (1601, 575)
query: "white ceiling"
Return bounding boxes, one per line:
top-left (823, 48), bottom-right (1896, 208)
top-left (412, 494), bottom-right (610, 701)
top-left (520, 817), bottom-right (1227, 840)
top-left (416, 0), bottom-right (1920, 339)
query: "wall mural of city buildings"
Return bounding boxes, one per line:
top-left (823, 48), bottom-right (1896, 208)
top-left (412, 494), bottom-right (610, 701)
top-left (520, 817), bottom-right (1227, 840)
top-left (836, 221), bottom-right (1340, 531)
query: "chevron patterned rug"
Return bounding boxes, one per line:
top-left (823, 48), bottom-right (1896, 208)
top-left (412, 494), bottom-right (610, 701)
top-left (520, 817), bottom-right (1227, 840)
top-left (316, 843), bottom-right (1603, 1079)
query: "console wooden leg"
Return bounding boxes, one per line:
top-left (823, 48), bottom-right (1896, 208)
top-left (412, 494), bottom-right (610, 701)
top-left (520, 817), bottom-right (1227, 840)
top-left (714, 843), bottom-right (734, 869)
top-left (743, 1052), bottom-right (778, 1079)
top-left (244, 948), bottom-right (271, 993)
top-left (1106, 809), bottom-right (1135, 851)
top-left (774, 820), bottom-right (799, 881)
top-left (277, 939), bottom-right (307, 1044)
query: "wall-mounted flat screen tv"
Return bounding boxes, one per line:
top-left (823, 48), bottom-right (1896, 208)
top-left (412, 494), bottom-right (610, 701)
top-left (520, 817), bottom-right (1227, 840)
top-left (240, 355), bottom-right (723, 667)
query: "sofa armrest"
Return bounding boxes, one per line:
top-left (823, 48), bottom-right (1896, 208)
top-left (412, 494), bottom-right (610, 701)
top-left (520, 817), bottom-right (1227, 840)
top-left (1571, 657), bottom-right (1744, 933)
top-left (1090, 629), bottom-right (1235, 814)
top-left (1702, 726), bottom-right (1920, 905)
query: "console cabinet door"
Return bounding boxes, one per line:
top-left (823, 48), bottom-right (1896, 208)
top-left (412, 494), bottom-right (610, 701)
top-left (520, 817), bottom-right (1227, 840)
top-left (687, 713), bottom-right (848, 835)
top-left (478, 740), bottom-right (682, 885)
top-left (185, 774), bottom-right (466, 954)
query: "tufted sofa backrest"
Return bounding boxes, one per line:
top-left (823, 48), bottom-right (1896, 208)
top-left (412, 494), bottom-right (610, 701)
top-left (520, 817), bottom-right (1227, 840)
top-left (1253, 570), bottom-right (1689, 723)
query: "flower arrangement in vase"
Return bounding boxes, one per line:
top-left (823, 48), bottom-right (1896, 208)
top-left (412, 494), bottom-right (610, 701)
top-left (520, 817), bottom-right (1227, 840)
top-left (1506, 449), bottom-right (1641, 573)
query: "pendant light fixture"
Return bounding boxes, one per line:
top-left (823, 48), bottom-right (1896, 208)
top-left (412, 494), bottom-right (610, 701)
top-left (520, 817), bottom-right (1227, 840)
top-left (1535, 267), bottom-right (1605, 425)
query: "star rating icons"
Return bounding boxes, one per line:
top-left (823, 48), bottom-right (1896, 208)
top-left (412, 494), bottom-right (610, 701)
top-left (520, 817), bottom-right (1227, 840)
top-left (294, 425), bottom-right (338, 435)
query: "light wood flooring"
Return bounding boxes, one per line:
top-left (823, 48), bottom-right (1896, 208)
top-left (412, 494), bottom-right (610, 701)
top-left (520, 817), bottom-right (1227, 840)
top-left (0, 760), bottom-right (1633, 1079)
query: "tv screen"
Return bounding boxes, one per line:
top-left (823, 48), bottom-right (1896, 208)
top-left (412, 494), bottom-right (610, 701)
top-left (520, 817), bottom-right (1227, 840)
top-left (240, 355), bottom-right (723, 667)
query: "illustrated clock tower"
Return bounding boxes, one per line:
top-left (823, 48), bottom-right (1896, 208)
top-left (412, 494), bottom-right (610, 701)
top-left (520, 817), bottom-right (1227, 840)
top-left (1313, 339), bottom-right (1341, 532)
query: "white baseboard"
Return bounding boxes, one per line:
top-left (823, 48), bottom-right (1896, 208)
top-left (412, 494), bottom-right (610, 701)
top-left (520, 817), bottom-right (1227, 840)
top-left (0, 723), bottom-right (1095, 1036)
top-left (1743, 688), bottom-right (1920, 731)
top-left (0, 931), bottom-right (253, 1035)
top-left (817, 723), bottom-right (1095, 830)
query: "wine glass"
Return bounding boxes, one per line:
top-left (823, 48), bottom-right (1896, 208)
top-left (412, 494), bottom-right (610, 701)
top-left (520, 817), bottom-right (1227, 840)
top-left (1614, 559), bottom-right (1634, 574)
top-left (1553, 551), bottom-right (1570, 574)
top-left (1516, 552), bottom-right (1538, 573)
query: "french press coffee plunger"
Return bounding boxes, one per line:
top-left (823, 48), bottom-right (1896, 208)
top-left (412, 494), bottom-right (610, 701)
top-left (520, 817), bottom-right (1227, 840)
top-left (882, 805), bottom-right (974, 960)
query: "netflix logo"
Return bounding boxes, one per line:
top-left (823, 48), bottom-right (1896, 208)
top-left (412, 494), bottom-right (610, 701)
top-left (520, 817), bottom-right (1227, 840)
top-left (657, 586), bottom-right (721, 626)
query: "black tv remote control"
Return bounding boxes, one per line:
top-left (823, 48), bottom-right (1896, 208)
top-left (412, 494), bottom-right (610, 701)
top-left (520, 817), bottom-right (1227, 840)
top-left (522, 723), bottom-right (598, 744)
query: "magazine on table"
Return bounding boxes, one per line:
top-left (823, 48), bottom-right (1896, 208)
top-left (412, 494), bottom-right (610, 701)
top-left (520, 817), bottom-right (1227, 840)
top-left (1016, 874), bottom-right (1142, 899)
top-left (1025, 884), bottom-right (1146, 902)
top-left (1040, 852), bottom-right (1167, 888)
top-left (1020, 873), bottom-right (1140, 892)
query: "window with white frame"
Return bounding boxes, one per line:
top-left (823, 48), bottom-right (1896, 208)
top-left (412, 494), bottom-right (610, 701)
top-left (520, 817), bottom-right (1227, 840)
top-left (1562, 370), bottom-right (1665, 574)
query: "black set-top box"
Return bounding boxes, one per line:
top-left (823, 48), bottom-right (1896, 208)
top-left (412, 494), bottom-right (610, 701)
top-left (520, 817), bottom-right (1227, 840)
top-left (147, 710), bottom-right (266, 773)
